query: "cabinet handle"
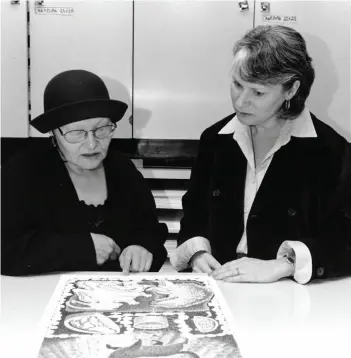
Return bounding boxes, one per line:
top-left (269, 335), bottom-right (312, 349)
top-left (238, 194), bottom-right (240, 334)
top-left (261, 2), bottom-right (270, 12)
top-left (238, 1), bottom-right (249, 11)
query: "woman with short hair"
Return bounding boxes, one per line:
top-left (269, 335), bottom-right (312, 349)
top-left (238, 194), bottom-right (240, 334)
top-left (171, 25), bottom-right (351, 283)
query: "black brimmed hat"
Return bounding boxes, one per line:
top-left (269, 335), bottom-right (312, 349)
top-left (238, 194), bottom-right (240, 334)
top-left (30, 70), bottom-right (128, 133)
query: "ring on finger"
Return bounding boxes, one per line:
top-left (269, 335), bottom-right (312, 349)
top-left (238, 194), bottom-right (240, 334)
top-left (236, 268), bottom-right (240, 276)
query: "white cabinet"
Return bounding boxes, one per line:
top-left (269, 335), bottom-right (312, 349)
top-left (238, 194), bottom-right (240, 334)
top-left (134, 0), bottom-right (351, 140)
top-left (28, 0), bottom-right (133, 138)
top-left (133, 0), bottom-right (255, 139)
top-left (1, 0), bottom-right (350, 141)
top-left (255, 0), bottom-right (351, 140)
top-left (1, 0), bottom-right (29, 137)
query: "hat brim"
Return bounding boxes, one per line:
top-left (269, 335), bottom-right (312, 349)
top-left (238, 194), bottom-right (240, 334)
top-left (30, 99), bottom-right (128, 133)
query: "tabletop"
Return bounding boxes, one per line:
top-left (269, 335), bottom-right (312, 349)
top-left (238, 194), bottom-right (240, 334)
top-left (1, 261), bottom-right (351, 358)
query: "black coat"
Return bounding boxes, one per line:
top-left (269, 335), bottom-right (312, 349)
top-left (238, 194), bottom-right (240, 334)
top-left (178, 113), bottom-right (351, 280)
top-left (1, 142), bottom-right (168, 275)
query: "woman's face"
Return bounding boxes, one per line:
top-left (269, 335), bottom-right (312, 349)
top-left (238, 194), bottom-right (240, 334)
top-left (54, 117), bottom-right (113, 171)
top-left (230, 66), bottom-right (289, 128)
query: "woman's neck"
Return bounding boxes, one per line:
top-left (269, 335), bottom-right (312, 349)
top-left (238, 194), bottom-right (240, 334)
top-left (250, 118), bottom-right (286, 169)
top-left (66, 163), bottom-right (107, 206)
top-left (65, 161), bottom-right (104, 177)
top-left (251, 117), bottom-right (284, 137)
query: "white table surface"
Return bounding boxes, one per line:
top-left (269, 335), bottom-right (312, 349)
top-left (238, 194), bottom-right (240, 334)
top-left (1, 262), bottom-right (351, 358)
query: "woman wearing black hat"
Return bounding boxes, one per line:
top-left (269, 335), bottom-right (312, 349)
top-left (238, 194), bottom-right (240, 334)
top-left (1, 70), bottom-right (168, 276)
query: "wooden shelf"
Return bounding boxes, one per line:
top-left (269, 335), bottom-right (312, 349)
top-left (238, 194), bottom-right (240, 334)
top-left (138, 168), bottom-right (186, 259)
top-left (159, 211), bottom-right (183, 234)
top-left (152, 189), bottom-right (185, 209)
top-left (160, 219), bottom-right (181, 234)
top-left (138, 168), bottom-right (191, 179)
top-left (164, 239), bottom-right (177, 258)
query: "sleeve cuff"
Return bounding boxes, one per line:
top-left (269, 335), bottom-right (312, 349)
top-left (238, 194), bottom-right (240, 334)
top-left (277, 241), bottom-right (313, 284)
top-left (170, 237), bottom-right (211, 271)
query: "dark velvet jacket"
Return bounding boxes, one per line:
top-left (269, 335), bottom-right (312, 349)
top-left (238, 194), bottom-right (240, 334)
top-left (178, 113), bottom-right (351, 280)
top-left (1, 142), bottom-right (168, 275)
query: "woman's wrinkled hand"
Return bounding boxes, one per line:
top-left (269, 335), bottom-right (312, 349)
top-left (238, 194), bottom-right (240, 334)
top-left (191, 251), bottom-right (222, 274)
top-left (209, 257), bottom-right (294, 283)
top-left (119, 245), bottom-right (153, 274)
top-left (91, 233), bottom-right (120, 265)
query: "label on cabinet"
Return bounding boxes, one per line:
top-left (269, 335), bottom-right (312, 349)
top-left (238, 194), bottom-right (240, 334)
top-left (262, 15), bottom-right (297, 24)
top-left (34, 7), bottom-right (75, 16)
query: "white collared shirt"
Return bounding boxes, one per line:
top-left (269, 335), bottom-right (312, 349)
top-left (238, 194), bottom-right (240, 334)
top-left (171, 108), bottom-right (316, 284)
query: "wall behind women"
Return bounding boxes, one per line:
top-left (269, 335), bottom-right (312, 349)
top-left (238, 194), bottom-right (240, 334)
top-left (1, 0), bottom-right (29, 137)
top-left (1, 0), bottom-right (351, 141)
top-left (133, 0), bottom-right (254, 139)
top-left (254, 0), bottom-right (350, 140)
top-left (28, 0), bottom-right (133, 138)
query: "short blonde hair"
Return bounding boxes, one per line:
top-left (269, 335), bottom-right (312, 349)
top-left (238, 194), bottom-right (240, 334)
top-left (232, 25), bottom-right (315, 120)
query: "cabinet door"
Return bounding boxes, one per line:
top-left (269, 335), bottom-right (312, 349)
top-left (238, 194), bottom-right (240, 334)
top-left (1, 0), bottom-right (29, 138)
top-left (134, 0), bottom-right (255, 139)
top-left (28, 0), bottom-right (133, 138)
top-left (255, 0), bottom-right (351, 140)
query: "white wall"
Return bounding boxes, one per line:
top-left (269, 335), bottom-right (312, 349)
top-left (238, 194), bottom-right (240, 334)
top-left (1, 0), bottom-right (29, 137)
top-left (1, 0), bottom-right (350, 140)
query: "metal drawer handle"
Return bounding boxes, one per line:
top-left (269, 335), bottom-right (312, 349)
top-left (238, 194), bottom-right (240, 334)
top-left (238, 1), bottom-right (249, 11)
top-left (261, 2), bottom-right (270, 12)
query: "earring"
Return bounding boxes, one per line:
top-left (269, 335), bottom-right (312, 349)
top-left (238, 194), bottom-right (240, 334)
top-left (51, 135), bottom-right (57, 147)
top-left (285, 100), bottom-right (291, 110)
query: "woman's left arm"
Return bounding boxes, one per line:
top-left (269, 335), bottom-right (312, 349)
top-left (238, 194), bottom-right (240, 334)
top-left (211, 193), bottom-right (351, 283)
top-left (300, 176), bottom-right (351, 280)
top-left (211, 138), bottom-right (351, 283)
top-left (211, 192), bottom-right (351, 283)
top-left (296, 137), bottom-right (351, 280)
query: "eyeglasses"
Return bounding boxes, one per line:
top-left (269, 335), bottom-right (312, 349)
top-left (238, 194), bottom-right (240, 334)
top-left (58, 124), bottom-right (116, 144)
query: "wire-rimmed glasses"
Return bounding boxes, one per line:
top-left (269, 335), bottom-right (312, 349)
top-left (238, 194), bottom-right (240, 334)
top-left (58, 124), bottom-right (116, 144)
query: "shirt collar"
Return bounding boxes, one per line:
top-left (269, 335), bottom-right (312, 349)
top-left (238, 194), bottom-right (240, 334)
top-left (218, 108), bottom-right (317, 138)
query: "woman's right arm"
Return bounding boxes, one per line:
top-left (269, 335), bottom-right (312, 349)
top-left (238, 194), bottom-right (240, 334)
top-left (179, 131), bottom-right (214, 244)
top-left (171, 130), bottom-right (216, 271)
top-left (1, 157), bottom-right (97, 276)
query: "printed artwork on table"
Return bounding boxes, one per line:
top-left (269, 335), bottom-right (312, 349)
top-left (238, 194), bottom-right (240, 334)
top-left (37, 275), bottom-right (242, 358)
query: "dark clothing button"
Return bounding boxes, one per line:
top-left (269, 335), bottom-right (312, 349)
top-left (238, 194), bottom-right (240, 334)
top-left (316, 267), bottom-right (325, 277)
top-left (213, 189), bottom-right (220, 197)
top-left (288, 208), bottom-right (297, 216)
